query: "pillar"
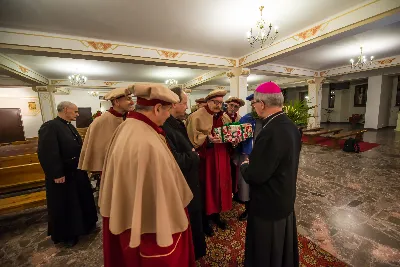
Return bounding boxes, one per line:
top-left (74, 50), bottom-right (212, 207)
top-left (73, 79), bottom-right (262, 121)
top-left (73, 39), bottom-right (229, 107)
top-left (364, 75), bottom-right (393, 129)
top-left (184, 89), bottom-right (192, 113)
top-left (227, 68), bottom-right (250, 116)
top-left (33, 86), bottom-right (57, 123)
top-left (307, 78), bottom-right (324, 128)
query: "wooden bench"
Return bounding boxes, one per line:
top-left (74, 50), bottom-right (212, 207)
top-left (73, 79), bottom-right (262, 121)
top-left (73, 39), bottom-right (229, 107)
top-left (0, 163), bottom-right (45, 194)
top-left (0, 143), bottom-right (38, 157)
top-left (303, 128), bottom-right (343, 144)
top-left (0, 153), bottom-right (39, 168)
top-left (0, 191), bottom-right (46, 216)
top-left (302, 127), bottom-right (323, 133)
top-left (328, 129), bottom-right (367, 149)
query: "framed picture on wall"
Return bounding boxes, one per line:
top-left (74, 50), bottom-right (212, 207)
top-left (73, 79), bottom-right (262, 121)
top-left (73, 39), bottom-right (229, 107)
top-left (354, 84), bottom-right (368, 107)
top-left (22, 98), bottom-right (40, 116)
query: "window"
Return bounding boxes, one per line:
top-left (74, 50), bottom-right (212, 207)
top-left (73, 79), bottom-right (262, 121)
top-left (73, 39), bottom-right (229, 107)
top-left (328, 89), bottom-right (335, 108)
top-left (299, 91), bottom-right (308, 101)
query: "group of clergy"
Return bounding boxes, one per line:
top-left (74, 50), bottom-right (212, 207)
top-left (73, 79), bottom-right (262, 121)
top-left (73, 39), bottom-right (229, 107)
top-left (37, 81), bottom-right (301, 267)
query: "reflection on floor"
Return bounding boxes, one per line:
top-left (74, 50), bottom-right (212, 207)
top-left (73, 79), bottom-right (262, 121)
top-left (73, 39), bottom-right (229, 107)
top-left (0, 123), bottom-right (399, 266)
top-left (296, 123), bottom-right (400, 266)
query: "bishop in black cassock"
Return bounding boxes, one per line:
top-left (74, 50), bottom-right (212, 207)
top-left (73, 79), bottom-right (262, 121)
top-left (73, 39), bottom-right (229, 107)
top-left (240, 82), bottom-right (301, 267)
top-left (37, 101), bottom-right (98, 247)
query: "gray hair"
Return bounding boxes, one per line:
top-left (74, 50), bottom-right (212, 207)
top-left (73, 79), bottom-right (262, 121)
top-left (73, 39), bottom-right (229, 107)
top-left (254, 91), bottom-right (284, 107)
top-left (57, 101), bottom-right (75, 112)
top-left (134, 104), bottom-right (153, 111)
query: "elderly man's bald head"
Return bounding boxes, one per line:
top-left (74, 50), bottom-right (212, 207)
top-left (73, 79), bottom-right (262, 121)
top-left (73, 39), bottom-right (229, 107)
top-left (57, 101), bottom-right (79, 122)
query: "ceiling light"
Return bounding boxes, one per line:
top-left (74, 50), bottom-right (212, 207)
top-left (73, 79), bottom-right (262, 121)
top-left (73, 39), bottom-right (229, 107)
top-left (165, 79), bottom-right (178, 87)
top-left (68, 74), bottom-right (87, 86)
top-left (247, 6), bottom-right (278, 48)
top-left (88, 91), bottom-right (99, 97)
top-left (350, 47), bottom-right (373, 69)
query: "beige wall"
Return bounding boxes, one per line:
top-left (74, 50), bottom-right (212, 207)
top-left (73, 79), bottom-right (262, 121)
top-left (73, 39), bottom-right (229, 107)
top-left (0, 87), bottom-right (43, 138)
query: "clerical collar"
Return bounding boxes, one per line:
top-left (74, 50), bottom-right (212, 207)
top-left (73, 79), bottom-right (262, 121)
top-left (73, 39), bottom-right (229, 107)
top-left (108, 107), bottom-right (124, 117)
top-left (56, 116), bottom-right (71, 124)
top-left (126, 111), bottom-right (165, 136)
top-left (262, 111), bottom-right (284, 126)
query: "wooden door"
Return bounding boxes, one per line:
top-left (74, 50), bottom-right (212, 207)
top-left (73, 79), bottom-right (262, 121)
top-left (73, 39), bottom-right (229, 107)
top-left (0, 108), bottom-right (25, 143)
top-left (76, 107), bottom-right (92, 128)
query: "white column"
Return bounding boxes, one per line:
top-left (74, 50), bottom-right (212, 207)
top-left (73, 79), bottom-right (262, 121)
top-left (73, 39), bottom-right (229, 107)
top-left (227, 68), bottom-right (250, 116)
top-left (184, 89), bottom-right (192, 114)
top-left (389, 76), bottom-right (399, 126)
top-left (364, 75), bottom-right (393, 129)
top-left (33, 86), bottom-right (57, 122)
top-left (307, 78), bottom-right (324, 128)
top-left (396, 112), bottom-right (400, 131)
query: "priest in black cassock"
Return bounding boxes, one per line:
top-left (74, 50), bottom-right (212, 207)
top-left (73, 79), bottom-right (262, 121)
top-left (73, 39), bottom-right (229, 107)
top-left (37, 101), bottom-right (98, 247)
top-left (240, 82), bottom-right (301, 267)
top-left (162, 87), bottom-right (206, 259)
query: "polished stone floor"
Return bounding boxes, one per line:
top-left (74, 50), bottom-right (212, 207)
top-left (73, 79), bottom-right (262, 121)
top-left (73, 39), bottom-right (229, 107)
top-left (295, 123), bottom-right (400, 266)
top-left (0, 123), bottom-right (399, 266)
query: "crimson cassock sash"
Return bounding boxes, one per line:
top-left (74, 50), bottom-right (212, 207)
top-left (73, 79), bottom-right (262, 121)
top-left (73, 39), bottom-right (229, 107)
top-left (198, 112), bottom-right (232, 215)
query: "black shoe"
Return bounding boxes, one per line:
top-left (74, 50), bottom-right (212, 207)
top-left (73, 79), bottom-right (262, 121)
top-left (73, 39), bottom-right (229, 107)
top-left (203, 224), bottom-right (214, 237)
top-left (64, 237), bottom-right (78, 248)
top-left (238, 211), bottom-right (248, 221)
top-left (216, 219), bottom-right (227, 230)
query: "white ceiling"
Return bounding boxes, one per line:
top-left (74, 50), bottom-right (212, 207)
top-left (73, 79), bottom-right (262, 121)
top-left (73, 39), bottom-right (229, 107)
top-left (271, 21), bottom-right (400, 70)
top-left (6, 54), bottom-right (209, 83)
top-left (0, 0), bottom-right (367, 58)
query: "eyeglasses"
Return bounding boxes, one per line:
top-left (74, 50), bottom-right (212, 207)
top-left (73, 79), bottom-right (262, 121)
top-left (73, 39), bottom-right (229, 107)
top-left (210, 100), bottom-right (223, 106)
top-left (251, 100), bottom-right (262, 106)
top-left (228, 103), bottom-right (240, 109)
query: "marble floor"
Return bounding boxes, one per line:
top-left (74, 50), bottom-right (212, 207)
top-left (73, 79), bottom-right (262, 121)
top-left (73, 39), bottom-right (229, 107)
top-left (0, 123), bottom-right (399, 266)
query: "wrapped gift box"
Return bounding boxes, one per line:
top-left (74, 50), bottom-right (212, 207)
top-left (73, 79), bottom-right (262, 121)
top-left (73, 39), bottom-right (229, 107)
top-left (213, 123), bottom-right (253, 143)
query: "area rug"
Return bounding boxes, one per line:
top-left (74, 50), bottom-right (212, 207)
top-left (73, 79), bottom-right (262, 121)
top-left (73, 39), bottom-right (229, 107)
top-left (197, 203), bottom-right (348, 266)
top-left (301, 136), bottom-right (379, 152)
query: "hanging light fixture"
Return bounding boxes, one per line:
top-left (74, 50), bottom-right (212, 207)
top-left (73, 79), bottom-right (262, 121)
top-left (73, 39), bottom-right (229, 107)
top-left (350, 47), bottom-right (374, 69)
top-left (247, 6), bottom-right (279, 48)
top-left (68, 74), bottom-right (87, 86)
top-left (88, 91), bottom-right (99, 97)
top-left (165, 79), bottom-right (178, 87)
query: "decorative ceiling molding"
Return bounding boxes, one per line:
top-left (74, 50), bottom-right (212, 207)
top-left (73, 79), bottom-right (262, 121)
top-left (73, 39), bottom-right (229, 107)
top-left (253, 64), bottom-right (316, 77)
top-left (183, 70), bottom-right (227, 89)
top-left (0, 28), bottom-right (236, 69)
top-left (192, 85), bottom-right (230, 91)
top-left (49, 79), bottom-right (133, 88)
top-left (0, 53), bottom-right (49, 85)
top-left (319, 54), bottom-right (400, 77)
top-left (239, 0), bottom-right (400, 67)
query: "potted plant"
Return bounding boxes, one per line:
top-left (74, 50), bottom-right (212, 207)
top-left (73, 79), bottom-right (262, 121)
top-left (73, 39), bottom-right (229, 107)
top-left (92, 110), bottom-right (102, 120)
top-left (283, 99), bottom-right (314, 127)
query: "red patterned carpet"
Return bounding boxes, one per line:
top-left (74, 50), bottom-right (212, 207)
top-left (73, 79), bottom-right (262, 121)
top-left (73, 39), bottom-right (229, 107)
top-left (301, 135), bottom-right (379, 152)
top-left (197, 203), bottom-right (348, 267)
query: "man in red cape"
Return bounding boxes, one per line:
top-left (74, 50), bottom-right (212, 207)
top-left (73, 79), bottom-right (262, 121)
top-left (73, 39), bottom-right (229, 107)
top-left (186, 89), bottom-right (232, 236)
top-left (222, 96), bottom-right (245, 199)
top-left (99, 84), bottom-right (195, 267)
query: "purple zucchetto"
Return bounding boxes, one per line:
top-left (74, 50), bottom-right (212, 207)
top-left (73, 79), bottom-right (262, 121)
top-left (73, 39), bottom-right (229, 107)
top-left (255, 82), bottom-right (281, 94)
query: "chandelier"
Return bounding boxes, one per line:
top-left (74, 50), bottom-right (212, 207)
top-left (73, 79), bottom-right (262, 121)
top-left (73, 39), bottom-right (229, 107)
top-left (246, 6), bottom-right (278, 48)
top-left (88, 91), bottom-right (99, 97)
top-left (68, 74), bottom-right (87, 86)
top-left (165, 79), bottom-right (178, 87)
top-left (350, 47), bottom-right (374, 69)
